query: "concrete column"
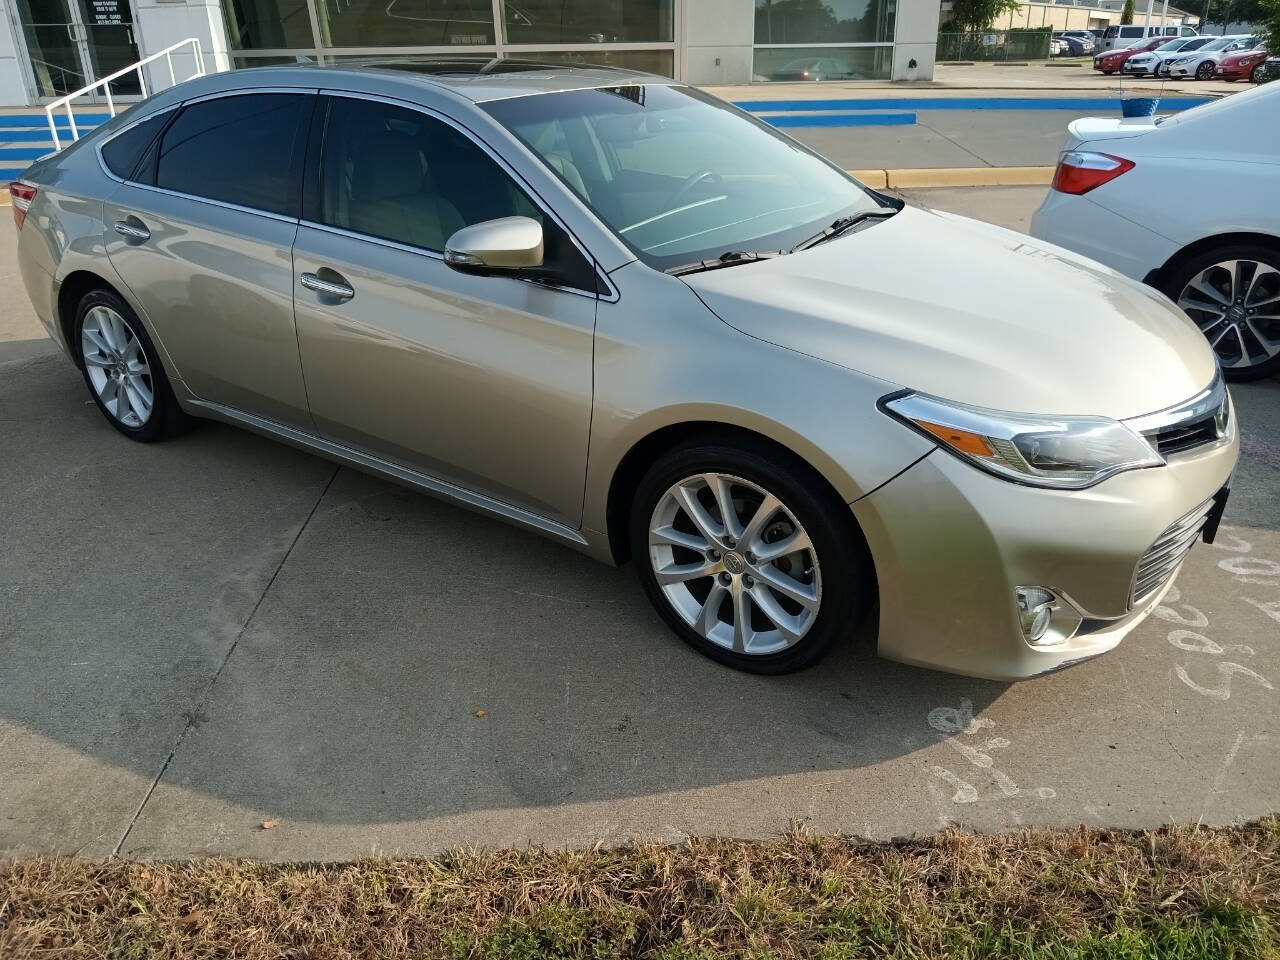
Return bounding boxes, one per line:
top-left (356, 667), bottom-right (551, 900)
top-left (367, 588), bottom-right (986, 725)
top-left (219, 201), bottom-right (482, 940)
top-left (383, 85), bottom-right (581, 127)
top-left (684, 0), bottom-right (754, 85)
top-left (0, 2), bottom-right (32, 105)
top-left (131, 0), bottom-right (231, 94)
top-left (893, 0), bottom-right (942, 80)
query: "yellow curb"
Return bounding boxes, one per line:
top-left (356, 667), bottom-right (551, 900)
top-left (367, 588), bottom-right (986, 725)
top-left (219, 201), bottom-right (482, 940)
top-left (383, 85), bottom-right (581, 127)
top-left (851, 166), bottom-right (1054, 189)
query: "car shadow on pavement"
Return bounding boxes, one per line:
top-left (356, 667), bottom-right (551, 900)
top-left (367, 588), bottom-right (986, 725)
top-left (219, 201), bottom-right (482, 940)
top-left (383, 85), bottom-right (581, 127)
top-left (1, 343), bottom-right (1010, 834)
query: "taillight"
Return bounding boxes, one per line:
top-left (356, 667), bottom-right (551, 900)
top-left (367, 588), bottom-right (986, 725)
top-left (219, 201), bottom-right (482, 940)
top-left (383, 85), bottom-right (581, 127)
top-left (9, 181), bottom-right (36, 229)
top-left (1051, 151), bottom-right (1135, 195)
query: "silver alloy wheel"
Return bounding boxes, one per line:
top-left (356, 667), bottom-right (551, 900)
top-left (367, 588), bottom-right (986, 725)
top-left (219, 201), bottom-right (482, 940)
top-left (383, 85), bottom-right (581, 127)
top-left (648, 473), bottom-right (822, 656)
top-left (80, 305), bottom-right (154, 428)
top-left (1177, 259), bottom-right (1280, 369)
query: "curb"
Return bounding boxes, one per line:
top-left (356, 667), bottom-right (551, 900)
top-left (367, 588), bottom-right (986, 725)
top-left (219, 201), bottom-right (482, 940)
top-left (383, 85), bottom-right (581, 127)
top-left (850, 166), bottom-right (1054, 188)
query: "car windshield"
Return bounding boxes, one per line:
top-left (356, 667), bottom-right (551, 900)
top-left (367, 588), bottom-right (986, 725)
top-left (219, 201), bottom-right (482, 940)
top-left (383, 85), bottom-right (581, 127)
top-left (1200, 37), bottom-right (1235, 50)
top-left (1155, 39), bottom-right (1185, 50)
top-left (484, 84), bottom-right (885, 271)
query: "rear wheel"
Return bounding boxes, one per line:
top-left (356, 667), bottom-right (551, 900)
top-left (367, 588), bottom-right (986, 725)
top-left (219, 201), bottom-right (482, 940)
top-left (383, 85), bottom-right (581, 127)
top-left (1164, 244), bottom-right (1280, 381)
top-left (75, 289), bottom-right (190, 440)
top-left (630, 440), bottom-right (873, 674)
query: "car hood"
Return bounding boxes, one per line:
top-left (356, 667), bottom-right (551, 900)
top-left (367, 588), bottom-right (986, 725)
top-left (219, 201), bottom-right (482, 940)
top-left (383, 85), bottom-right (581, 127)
top-left (681, 206), bottom-right (1217, 421)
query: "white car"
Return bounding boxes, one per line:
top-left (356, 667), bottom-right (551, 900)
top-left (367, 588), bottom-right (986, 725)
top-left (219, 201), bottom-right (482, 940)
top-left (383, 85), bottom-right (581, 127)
top-left (1123, 36), bottom-right (1214, 76)
top-left (1031, 82), bottom-right (1280, 381)
top-left (1163, 35), bottom-right (1256, 79)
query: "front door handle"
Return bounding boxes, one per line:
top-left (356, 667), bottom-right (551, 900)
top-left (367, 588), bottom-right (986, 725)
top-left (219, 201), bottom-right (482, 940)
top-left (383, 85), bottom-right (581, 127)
top-left (300, 271), bottom-right (355, 302)
top-left (113, 219), bottom-right (150, 242)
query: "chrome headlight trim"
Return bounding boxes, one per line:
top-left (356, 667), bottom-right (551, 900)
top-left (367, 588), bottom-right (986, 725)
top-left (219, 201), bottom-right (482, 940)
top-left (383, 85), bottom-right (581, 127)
top-left (879, 391), bottom-right (1165, 490)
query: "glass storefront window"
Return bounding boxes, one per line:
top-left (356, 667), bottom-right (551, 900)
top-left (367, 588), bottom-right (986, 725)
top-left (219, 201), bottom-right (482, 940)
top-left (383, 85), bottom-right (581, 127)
top-left (503, 0), bottom-right (672, 44)
top-left (509, 49), bottom-right (674, 76)
top-left (754, 0), bottom-right (895, 45)
top-left (317, 0), bottom-right (496, 48)
top-left (751, 45), bottom-right (891, 82)
top-left (223, 0), bottom-right (314, 49)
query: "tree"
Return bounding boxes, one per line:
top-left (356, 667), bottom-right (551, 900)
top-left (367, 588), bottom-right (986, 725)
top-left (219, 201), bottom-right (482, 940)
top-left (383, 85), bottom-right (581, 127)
top-left (1121, 0), bottom-right (1135, 23)
top-left (946, 0), bottom-right (1023, 32)
top-left (1262, 0), bottom-right (1280, 57)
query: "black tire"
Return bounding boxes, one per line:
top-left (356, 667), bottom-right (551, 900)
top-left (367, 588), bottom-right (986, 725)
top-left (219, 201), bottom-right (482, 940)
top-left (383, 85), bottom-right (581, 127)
top-left (1160, 242), bottom-right (1280, 382)
top-left (629, 438), bottom-right (874, 675)
top-left (74, 288), bottom-right (191, 441)
top-left (1251, 63), bottom-right (1263, 82)
top-left (1195, 60), bottom-right (1215, 80)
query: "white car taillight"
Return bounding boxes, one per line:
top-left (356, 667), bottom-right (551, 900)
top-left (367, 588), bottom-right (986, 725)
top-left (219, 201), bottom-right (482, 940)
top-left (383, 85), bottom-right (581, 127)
top-left (9, 181), bottom-right (36, 229)
top-left (1051, 151), bottom-right (1135, 195)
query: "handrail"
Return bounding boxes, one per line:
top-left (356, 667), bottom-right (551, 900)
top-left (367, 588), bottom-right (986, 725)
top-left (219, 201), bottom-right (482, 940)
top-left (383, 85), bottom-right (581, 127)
top-left (45, 37), bottom-right (205, 150)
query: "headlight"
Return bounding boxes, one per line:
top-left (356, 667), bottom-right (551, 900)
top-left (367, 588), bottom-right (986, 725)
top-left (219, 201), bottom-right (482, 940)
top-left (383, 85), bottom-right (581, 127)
top-left (882, 392), bottom-right (1163, 489)
top-left (1171, 56), bottom-right (1192, 64)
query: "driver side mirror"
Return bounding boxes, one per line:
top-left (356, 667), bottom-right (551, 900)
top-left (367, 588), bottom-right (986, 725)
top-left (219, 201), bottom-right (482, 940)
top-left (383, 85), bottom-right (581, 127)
top-left (444, 216), bottom-right (544, 275)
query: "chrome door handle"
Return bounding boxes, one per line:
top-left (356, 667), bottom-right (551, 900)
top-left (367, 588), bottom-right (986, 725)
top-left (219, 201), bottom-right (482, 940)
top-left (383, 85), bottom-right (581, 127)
top-left (300, 272), bottom-right (354, 302)
top-left (113, 219), bottom-right (150, 242)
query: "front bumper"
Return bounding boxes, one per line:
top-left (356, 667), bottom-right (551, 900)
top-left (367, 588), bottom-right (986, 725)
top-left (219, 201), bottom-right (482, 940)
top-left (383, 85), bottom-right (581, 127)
top-left (852, 404), bottom-right (1238, 681)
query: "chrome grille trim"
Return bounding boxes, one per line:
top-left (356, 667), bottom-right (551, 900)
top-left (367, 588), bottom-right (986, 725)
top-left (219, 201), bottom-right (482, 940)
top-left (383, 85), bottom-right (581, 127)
top-left (1125, 370), bottom-right (1230, 459)
top-left (1130, 497), bottom-right (1215, 606)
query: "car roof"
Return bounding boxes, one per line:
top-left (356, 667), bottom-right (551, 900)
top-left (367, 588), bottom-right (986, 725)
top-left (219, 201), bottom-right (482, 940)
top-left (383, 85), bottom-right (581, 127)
top-left (250, 57), bottom-right (671, 103)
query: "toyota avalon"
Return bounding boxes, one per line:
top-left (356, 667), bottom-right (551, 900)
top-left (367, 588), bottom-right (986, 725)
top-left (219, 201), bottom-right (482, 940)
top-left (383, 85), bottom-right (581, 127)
top-left (11, 60), bottom-right (1238, 679)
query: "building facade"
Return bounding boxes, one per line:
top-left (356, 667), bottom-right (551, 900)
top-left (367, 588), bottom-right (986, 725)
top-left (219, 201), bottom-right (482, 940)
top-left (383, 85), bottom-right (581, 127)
top-left (0, 0), bottom-right (943, 107)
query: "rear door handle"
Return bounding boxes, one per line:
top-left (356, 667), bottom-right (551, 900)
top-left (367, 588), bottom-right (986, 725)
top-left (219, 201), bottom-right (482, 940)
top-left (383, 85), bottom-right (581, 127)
top-left (113, 219), bottom-right (150, 242)
top-left (300, 271), bottom-right (355, 302)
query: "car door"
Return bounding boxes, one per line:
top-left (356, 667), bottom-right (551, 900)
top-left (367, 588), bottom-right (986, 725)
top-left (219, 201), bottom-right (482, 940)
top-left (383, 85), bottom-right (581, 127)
top-left (291, 94), bottom-right (601, 527)
top-left (103, 89), bottom-right (316, 430)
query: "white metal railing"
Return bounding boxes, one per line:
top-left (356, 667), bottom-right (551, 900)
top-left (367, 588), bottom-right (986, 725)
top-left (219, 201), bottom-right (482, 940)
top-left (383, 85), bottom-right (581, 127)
top-left (45, 37), bottom-right (205, 150)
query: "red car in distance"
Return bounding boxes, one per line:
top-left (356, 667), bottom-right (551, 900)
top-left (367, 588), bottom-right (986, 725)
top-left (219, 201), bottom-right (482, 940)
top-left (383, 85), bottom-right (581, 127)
top-left (1093, 35), bottom-right (1170, 74)
top-left (1216, 45), bottom-right (1269, 81)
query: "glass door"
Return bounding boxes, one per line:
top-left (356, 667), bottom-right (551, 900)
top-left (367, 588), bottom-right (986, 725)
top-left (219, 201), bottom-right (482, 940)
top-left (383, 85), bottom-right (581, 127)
top-left (75, 0), bottom-right (142, 95)
top-left (14, 0), bottom-right (141, 101)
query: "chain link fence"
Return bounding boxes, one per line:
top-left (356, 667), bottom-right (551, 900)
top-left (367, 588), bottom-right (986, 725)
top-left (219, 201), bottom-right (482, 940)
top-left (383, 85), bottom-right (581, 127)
top-left (936, 29), bottom-right (1053, 62)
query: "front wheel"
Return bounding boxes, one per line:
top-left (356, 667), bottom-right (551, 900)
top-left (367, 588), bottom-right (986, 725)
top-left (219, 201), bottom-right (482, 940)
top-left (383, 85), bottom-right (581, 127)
top-left (1163, 244), bottom-right (1280, 382)
top-left (1195, 60), bottom-right (1215, 80)
top-left (630, 441), bottom-right (873, 674)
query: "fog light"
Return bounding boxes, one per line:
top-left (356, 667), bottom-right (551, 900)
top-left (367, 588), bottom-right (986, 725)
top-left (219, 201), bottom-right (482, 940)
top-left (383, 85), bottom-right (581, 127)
top-left (1016, 587), bottom-right (1055, 642)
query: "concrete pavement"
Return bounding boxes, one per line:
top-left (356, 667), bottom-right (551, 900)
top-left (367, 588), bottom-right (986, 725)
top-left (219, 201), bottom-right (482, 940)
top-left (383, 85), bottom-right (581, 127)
top-left (2, 189), bottom-right (1278, 861)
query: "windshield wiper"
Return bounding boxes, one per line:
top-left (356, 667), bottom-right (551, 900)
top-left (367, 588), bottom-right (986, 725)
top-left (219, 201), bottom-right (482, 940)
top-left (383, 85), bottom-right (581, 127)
top-left (791, 208), bottom-right (898, 253)
top-left (665, 249), bottom-right (783, 277)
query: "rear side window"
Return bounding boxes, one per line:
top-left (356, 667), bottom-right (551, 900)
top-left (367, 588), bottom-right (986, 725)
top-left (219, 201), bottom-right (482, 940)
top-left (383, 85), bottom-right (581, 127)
top-left (1121, 27), bottom-right (1142, 37)
top-left (100, 110), bottom-right (169, 180)
top-left (156, 93), bottom-right (311, 217)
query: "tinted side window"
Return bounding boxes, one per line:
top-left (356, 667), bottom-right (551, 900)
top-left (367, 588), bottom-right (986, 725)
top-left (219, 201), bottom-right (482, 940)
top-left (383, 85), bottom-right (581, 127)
top-left (101, 110), bottom-right (170, 180)
top-left (156, 93), bottom-right (310, 216)
top-left (317, 97), bottom-right (596, 292)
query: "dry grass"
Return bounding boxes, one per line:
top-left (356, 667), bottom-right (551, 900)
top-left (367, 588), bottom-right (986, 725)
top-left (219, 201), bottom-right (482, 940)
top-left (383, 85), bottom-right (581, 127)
top-left (2, 820), bottom-right (1279, 959)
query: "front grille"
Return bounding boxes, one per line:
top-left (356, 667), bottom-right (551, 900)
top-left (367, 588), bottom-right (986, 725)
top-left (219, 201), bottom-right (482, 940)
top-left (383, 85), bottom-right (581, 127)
top-left (1143, 413), bottom-right (1222, 456)
top-left (1131, 498), bottom-right (1215, 606)
top-left (1129, 372), bottom-right (1229, 460)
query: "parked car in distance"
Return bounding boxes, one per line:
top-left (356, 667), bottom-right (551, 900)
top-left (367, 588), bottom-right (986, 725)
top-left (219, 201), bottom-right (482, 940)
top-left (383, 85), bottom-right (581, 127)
top-left (1032, 82), bottom-right (1280, 380)
top-left (1094, 35), bottom-right (1172, 74)
top-left (1122, 36), bottom-right (1213, 76)
top-left (769, 57), bottom-right (854, 81)
top-left (12, 61), bottom-right (1238, 681)
top-left (1050, 36), bottom-right (1068, 56)
top-left (1216, 44), bottom-right (1269, 81)
top-left (1103, 22), bottom-right (1197, 50)
top-left (1053, 31), bottom-right (1096, 55)
top-left (1163, 35), bottom-right (1257, 79)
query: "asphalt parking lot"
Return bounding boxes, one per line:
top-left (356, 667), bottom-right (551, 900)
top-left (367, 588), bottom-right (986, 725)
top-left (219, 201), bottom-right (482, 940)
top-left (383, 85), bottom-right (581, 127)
top-left (2, 186), bottom-right (1278, 861)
